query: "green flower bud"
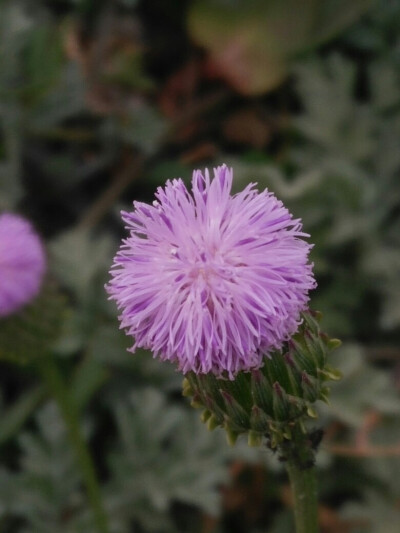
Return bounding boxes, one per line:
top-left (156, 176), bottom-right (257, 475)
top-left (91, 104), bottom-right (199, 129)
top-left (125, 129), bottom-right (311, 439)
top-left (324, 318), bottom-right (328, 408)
top-left (183, 310), bottom-right (341, 465)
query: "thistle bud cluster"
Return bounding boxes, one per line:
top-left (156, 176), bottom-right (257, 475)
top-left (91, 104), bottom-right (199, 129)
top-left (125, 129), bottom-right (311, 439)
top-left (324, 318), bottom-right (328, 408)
top-left (183, 311), bottom-right (341, 466)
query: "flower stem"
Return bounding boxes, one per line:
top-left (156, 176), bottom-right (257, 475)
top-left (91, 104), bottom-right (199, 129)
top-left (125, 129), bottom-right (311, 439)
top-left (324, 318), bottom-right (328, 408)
top-left (37, 356), bottom-right (109, 533)
top-left (285, 461), bottom-right (319, 533)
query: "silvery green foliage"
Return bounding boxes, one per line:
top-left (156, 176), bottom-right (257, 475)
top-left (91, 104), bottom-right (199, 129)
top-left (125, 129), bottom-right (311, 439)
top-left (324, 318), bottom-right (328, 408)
top-left (0, 392), bottom-right (231, 532)
top-left (325, 345), bottom-right (400, 427)
top-left (50, 229), bottom-right (114, 307)
top-left (105, 388), bottom-right (229, 532)
top-left (234, 51), bottom-right (400, 336)
top-left (0, 403), bottom-right (97, 533)
top-left (286, 45), bottom-right (400, 523)
top-left (293, 54), bottom-right (400, 332)
top-left (50, 228), bottom-right (122, 360)
top-left (49, 227), bottom-right (182, 390)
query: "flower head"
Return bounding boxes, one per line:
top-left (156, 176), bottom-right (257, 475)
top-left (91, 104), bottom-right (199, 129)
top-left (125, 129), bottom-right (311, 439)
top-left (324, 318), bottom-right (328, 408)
top-left (107, 165), bottom-right (316, 377)
top-left (0, 213), bottom-right (46, 318)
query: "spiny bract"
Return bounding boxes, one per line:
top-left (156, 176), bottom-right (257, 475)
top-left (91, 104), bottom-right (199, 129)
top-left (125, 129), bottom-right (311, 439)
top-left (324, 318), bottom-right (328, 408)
top-left (184, 311), bottom-right (342, 450)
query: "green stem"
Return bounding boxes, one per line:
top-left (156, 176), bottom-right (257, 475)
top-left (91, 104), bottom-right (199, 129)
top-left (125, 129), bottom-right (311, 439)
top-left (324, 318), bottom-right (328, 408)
top-left (285, 461), bottom-right (319, 533)
top-left (37, 357), bottom-right (109, 533)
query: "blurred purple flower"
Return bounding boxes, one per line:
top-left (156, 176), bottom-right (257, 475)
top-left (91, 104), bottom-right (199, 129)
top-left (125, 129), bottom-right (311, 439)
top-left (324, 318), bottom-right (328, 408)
top-left (107, 165), bottom-right (316, 377)
top-left (0, 213), bottom-right (46, 318)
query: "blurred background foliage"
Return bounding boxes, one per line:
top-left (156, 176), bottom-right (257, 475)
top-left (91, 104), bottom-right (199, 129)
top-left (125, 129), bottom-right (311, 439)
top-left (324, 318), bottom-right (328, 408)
top-left (0, 0), bottom-right (399, 531)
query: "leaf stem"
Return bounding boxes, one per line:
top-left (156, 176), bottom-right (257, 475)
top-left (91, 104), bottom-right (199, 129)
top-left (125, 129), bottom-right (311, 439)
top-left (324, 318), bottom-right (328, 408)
top-left (37, 356), bottom-right (109, 533)
top-left (285, 461), bottom-right (319, 533)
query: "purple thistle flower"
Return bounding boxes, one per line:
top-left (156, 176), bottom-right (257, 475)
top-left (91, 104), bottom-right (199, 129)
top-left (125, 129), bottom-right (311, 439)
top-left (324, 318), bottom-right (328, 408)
top-left (107, 165), bottom-right (316, 378)
top-left (0, 213), bottom-right (46, 318)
